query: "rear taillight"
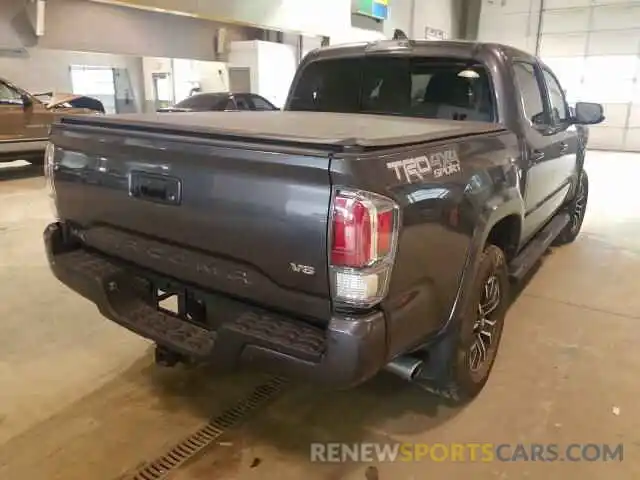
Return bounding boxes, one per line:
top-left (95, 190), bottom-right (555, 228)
top-left (329, 189), bottom-right (400, 308)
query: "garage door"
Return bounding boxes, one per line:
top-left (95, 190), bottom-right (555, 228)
top-left (70, 65), bottom-right (117, 114)
top-left (540, 0), bottom-right (640, 151)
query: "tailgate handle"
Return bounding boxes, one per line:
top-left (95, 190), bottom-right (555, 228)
top-left (129, 172), bottom-right (181, 205)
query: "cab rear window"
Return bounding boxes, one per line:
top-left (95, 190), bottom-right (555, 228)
top-left (287, 56), bottom-right (496, 123)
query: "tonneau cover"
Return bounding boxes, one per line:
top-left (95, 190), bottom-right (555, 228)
top-left (59, 111), bottom-right (505, 148)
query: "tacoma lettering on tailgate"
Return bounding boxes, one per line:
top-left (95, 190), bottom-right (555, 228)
top-left (387, 148), bottom-right (461, 184)
top-left (83, 227), bottom-right (253, 287)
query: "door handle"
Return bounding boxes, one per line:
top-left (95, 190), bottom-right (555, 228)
top-left (531, 150), bottom-right (545, 162)
top-left (559, 142), bottom-right (569, 154)
top-left (129, 172), bottom-right (181, 205)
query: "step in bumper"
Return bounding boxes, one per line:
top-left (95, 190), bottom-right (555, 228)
top-left (44, 222), bottom-right (387, 388)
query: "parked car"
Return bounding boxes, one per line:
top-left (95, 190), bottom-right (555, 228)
top-left (35, 92), bottom-right (106, 113)
top-left (43, 39), bottom-right (603, 403)
top-left (0, 78), bottom-right (96, 164)
top-left (157, 92), bottom-right (278, 112)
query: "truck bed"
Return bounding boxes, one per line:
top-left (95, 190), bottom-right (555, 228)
top-left (60, 111), bottom-right (506, 149)
top-left (49, 111), bottom-right (504, 326)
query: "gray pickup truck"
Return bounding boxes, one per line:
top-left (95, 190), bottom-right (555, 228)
top-left (43, 40), bottom-right (604, 402)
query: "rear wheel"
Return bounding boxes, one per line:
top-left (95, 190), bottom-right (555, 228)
top-left (552, 170), bottom-right (589, 246)
top-left (448, 244), bottom-right (509, 402)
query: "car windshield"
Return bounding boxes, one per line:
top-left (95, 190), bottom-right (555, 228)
top-left (174, 93), bottom-right (229, 110)
top-left (287, 56), bottom-right (495, 123)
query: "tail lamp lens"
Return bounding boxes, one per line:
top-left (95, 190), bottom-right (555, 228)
top-left (330, 189), bottom-right (400, 308)
top-left (331, 197), bottom-right (395, 269)
top-left (331, 197), bottom-right (371, 268)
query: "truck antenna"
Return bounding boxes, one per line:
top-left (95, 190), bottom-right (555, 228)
top-left (393, 29), bottom-right (409, 41)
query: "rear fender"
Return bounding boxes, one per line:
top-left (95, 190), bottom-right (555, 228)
top-left (422, 187), bottom-right (523, 382)
top-left (447, 189), bottom-right (523, 326)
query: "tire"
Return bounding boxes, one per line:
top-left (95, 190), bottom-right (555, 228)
top-left (552, 170), bottom-right (589, 246)
top-left (448, 244), bottom-right (509, 402)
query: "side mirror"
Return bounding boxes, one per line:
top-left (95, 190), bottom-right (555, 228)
top-left (21, 93), bottom-right (33, 110)
top-left (573, 102), bottom-right (605, 125)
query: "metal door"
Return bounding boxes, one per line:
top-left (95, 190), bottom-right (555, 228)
top-left (228, 67), bottom-right (251, 93)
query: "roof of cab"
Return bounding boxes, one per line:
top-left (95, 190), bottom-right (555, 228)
top-left (305, 39), bottom-right (537, 64)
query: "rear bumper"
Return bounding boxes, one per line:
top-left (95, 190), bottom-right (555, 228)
top-left (44, 222), bottom-right (387, 388)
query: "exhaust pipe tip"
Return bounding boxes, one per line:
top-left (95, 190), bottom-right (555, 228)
top-left (384, 355), bottom-right (424, 381)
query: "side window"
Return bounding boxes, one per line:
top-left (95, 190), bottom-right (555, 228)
top-left (0, 82), bottom-right (23, 104)
top-left (233, 96), bottom-right (251, 110)
top-left (542, 69), bottom-right (569, 124)
top-left (250, 95), bottom-right (275, 110)
top-left (512, 62), bottom-right (546, 126)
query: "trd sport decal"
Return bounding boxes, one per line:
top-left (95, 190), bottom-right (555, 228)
top-left (386, 148), bottom-right (461, 183)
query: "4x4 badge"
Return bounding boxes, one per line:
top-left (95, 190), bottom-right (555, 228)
top-left (386, 148), bottom-right (461, 183)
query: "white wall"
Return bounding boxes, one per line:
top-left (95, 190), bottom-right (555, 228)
top-left (172, 59), bottom-right (230, 102)
top-left (477, 0), bottom-right (541, 53)
top-left (382, 0), bottom-right (413, 38)
top-left (194, 61), bottom-right (230, 93)
top-left (301, 36), bottom-right (323, 60)
top-left (39, 0), bottom-right (256, 60)
top-left (140, 57), bottom-right (231, 109)
top-left (330, 27), bottom-right (386, 45)
top-left (257, 41), bottom-right (298, 108)
top-left (89, 0), bottom-right (352, 38)
top-left (228, 40), bottom-right (298, 108)
top-left (0, 0), bottom-right (26, 50)
top-left (343, 0), bottom-right (459, 44)
top-left (141, 57), bottom-right (173, 108)
top-left (0, 48), bottom-right (145, 111)
top-left (228, 41), bottom-right (261, 95)
top-left (87, 0), bottom-right (460, 44)
top-left (414, 0), bottom-right (459, 40)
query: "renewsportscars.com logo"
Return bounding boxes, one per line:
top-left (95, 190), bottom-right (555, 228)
top-left (310, 443), bottom-right (624, 463)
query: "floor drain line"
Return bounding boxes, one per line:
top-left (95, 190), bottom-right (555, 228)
top-left (123, 376), bottom-right (288, 480)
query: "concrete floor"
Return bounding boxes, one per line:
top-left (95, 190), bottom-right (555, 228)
top-left (0, 152), bottom-right (639, 479)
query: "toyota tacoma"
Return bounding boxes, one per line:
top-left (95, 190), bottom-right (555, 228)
top-left (43, 40), bottom-right (604, 402)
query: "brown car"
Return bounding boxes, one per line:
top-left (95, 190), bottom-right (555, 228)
top-left (0, 77), bottom-right (95, 164)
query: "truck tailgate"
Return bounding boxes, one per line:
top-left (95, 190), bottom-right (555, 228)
top-left (49, 121), bottom-right (333, 322)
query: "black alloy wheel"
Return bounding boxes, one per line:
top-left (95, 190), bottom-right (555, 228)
top-left (449, 244), bottom-right (509, 403)
top-left (468, 274), bottom-right (501, 375)
top-left (553, 170), bottom-right (589, 246)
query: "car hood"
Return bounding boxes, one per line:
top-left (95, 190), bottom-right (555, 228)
top-left (50, 106), bottom-right (98, 115)
top-left (40, 93), bottom-right (99, 115)
top-left (45, 93), bottom-right (86, 108)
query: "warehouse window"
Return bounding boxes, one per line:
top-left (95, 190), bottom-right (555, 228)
top-left (287, 56), bottom-right (496, 122)
top-left (542, 57), bottom-right (584, 104)
top-left (70, 66), bottom-right (117, 113)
